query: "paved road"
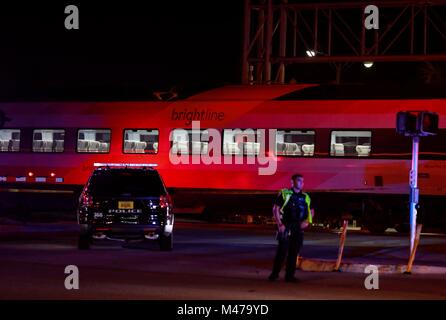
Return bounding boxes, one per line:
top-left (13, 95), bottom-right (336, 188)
top-left (0, 222), bottom-right (445, 299)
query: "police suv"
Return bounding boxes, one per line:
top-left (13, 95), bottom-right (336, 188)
top-left (77, 163), bottom-right (174, 250)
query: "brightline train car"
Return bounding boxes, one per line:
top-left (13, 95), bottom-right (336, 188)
top-left (1, 84), bottom-right (446, 232)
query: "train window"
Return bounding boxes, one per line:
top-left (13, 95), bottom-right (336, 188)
top-left (77, 129), bottom-right (111, 153)
top-left (0, 129), bottom-right (20, 152)
top-left (223, 129), bottom-right (260, 156)
top-left (276, 130), bottom-right (315, 156)
top-left (32, 129), bottom-right (65, 153)
top-left (330, 131), bottom-right (372, 157)
top-left (170, 129), bottom-right (210, 155)
top-left (123, 129), bottom-right (159, 154)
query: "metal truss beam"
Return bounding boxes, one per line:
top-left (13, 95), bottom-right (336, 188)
top-left (242, 0), bottom-right (446, 84)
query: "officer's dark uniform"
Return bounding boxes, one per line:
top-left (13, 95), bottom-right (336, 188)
top-left (270, 189), bottom-right (313, 280)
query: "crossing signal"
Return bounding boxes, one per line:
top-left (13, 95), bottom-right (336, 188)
top-left (396, 111), bottom-right (439, 136)
top-left (419, 111), bottom-right (439, 135)
top-left (397, 111), bottom-right (417, 135)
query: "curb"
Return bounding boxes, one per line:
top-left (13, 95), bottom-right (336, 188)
top-left (298, 258), bottom-right (446, 275)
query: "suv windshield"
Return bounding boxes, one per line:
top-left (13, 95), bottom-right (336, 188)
top-left (88, 170), bottom-right (166, 197)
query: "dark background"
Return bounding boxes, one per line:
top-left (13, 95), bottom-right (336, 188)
top-left (0, 1), bottom-right (244, 100)
top-left (0, 1), bottom-right (445, 100)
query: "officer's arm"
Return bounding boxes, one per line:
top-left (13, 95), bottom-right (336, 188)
top-left (272, 204), bottom-right (284, 228)
top-left (301, 209), bottom-right (315, 230)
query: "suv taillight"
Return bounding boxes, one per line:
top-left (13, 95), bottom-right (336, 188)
top-left (80, 193), bottom-right (93, 208)
top-left (159, 195), bottom-right (171, 209)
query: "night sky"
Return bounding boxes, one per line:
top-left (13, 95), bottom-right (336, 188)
top-left (0, 1), bottom-right (445, 100)
top-left (0, 1), bottom-right (244, 100)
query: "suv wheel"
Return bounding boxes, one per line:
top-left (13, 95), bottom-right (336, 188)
top-left (159, 233), bottom-right (173, 251)
top-left (78, 226), bottom-right (92, 250)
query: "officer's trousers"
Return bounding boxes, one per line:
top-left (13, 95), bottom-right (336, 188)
top-left (271, 226), bottom-right (304, 278)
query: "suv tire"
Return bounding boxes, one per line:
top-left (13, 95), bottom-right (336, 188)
top-left (159, 233), bottom-right (173, 251)
top-left (78, 226), bottom-right (92, 250)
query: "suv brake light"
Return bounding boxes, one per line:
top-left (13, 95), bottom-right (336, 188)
top-left (159, 195), bottom-right (170, 209)
top-left (80, 193), bottom-right (94, 208)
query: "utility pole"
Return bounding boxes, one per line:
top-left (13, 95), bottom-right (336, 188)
top-left (397, 111), bottom-right (439, 252)
top-left (242, 0), bottom-right (446, 84)
top-left (409, 135), bottom-right (420, 252)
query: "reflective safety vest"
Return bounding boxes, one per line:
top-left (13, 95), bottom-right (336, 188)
top-left (280, 188), bottom-right (312, 224)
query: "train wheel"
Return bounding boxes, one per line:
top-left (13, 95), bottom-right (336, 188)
top-left (329, 219), bottom-right (343, 230)
top-left (364, 222), bottom-right (388, 234)
top-left (362, 200), bottom-right (390, 234)
top-left (394, 222), bottom-right (410, 234)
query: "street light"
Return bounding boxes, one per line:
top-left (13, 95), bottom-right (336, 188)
top-left (305, 50), bottom-right (316, 57)
top-left (363, 61), bottom-right (374, 68)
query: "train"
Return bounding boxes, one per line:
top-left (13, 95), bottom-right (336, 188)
top-left (1, 83), bottom-right (446, 232)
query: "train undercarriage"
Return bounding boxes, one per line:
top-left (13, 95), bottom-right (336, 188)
top-left (1, 184), bottom-right (446, 234)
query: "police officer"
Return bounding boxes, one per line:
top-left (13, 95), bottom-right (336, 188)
top-left (269, 173), bottom-right (314, 282)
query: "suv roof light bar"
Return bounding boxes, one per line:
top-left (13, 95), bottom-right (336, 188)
top-left (93, 163), bottom-right (158, 168)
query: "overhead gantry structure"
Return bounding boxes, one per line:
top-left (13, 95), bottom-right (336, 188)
top-left (242, 0), bottom-right (446, 84)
